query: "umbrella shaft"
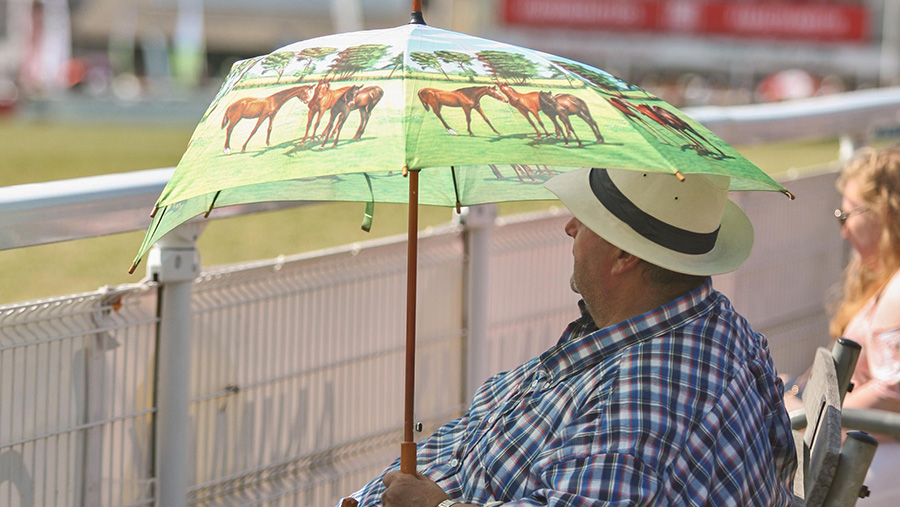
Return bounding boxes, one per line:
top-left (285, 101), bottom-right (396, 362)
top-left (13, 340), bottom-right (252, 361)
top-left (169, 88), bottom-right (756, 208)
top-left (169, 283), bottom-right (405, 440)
top-left (402, 169), bottom-right (419, 473)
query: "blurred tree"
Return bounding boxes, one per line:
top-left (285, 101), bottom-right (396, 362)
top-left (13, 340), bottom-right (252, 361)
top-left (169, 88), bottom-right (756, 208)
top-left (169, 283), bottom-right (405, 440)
top-left (328, 44), bottom-right (389, 79)
top-left (295, 47), bottom-right (337, 81)
top-left (552, 61), bottom-right (648, 97)
top-left (261, 52), bottom-right (294, 83)
top-left (410, 51), bottom-right (450, 79)
top-left (435, 50), bottom-right (476, 81)
top-left (384, 52), bottom-right (405, 78)
top-left (477, 51), bottom-right (538, 84)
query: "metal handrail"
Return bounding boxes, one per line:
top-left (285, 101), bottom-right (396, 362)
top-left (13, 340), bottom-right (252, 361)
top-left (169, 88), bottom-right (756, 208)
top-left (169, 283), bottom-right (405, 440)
top-left (2, 86), bottom-right (900, 252)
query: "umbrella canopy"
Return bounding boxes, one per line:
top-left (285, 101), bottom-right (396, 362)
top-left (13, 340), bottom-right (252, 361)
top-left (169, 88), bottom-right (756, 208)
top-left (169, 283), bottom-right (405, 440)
top-left (130, 5), bottom-right (792, 475)
top-left (131, 19), bottom-right (790, 270)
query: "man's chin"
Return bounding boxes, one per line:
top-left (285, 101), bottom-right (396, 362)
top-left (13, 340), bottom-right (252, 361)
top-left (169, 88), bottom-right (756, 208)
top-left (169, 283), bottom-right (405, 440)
top-left (570, 276), bottom-right (580, 294)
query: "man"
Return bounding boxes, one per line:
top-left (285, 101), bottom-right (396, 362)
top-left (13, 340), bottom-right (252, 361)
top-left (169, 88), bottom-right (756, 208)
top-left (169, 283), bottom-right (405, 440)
top-left (344, 168), bottom-right (797, 506)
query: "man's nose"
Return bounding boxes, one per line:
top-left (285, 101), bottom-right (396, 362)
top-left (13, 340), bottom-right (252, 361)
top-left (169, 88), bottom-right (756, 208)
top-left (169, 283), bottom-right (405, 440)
top-left (564, 217), bottom-right (578, 237)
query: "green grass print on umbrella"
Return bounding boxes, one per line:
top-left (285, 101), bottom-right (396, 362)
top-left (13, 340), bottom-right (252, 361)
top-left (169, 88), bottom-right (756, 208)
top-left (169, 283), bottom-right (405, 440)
top-left (133, 23), bottom-right (790, 269)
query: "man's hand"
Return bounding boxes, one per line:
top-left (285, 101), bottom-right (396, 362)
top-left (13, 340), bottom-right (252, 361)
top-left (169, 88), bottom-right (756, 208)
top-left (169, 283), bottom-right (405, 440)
top-left (381, 470), bottom-right (450, 507)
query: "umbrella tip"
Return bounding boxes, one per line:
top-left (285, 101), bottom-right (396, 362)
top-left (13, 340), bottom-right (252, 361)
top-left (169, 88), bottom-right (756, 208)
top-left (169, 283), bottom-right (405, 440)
top-left (408, 11), bottom-right (426, 25)
top-left (784, 190), bottom-right (796, 200)
top-left (128, 260), bottom-right (140, 275)
top-left (674, 171), bottom-right (686, 182)
top-left (409, 0), bottom-right (426, 25)
top-left (149, 206), bottom-right (159, 218)
top-left (402, 166), bottom-right (409, 177)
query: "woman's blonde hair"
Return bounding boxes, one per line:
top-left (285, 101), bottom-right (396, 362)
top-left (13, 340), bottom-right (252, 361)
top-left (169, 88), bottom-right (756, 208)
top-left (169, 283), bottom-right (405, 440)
top-left (830, 145), bottom-right (900, 338)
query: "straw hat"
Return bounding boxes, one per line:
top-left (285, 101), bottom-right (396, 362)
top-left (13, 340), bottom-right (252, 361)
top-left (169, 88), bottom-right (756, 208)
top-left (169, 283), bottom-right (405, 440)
top-left (545, 168), bottom-right (753, 276)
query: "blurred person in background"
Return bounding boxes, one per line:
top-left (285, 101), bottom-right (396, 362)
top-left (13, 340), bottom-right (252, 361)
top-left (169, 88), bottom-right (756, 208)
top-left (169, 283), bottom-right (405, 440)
top-left (817, 145), bottom-right (900, 505)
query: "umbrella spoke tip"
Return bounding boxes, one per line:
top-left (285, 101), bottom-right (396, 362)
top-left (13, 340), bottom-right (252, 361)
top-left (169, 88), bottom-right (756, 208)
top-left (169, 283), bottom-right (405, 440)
top-left (128, 260), bottom-right (140, 275)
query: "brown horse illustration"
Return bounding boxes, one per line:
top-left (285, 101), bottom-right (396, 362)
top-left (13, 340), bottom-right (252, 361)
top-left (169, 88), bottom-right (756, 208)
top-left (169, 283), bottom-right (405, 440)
top-left (319, 85), bottom-right (363, 149)
top-left (646, 105), bottom-right (729, 158)
top-left (417, 85), bottom-right (508, 136)
top-left (349, 86), bottom-right (383, 140)
top-left (606, 96), bottom-right (673, 144)
top-left (300, 79), bottom-right (357, 144)
top-left (539, 91), bottom-right (581, 147)
top-left (496, 82), bottom-right (550, 139)
top-left (551, 93), bottom-right (604, 143)
top-left (634, 103), bottom-right (728, 158)
top-left (221, 84), bottom-right (314, 153)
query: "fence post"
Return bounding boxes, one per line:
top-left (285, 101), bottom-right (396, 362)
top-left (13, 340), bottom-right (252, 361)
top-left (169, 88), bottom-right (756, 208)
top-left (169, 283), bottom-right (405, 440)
top-left (839, 132), bottom-right (867, 162)
top-left (147, 223), bottom-right (203, 507)
top-left (459, 204), bottom-right (497, 402)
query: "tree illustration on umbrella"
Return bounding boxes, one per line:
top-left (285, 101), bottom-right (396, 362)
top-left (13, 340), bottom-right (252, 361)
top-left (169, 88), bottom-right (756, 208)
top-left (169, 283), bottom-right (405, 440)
top-left (435, 50), bottom-right (477, 82)
top-left (410, 51), bottom-right (451, 80)
top-left (295, 47), bottom-right (337, 81)
top-left (477, 50), bottom-right (540, 85)
top-left (260, 51), bottom-right (294, 83)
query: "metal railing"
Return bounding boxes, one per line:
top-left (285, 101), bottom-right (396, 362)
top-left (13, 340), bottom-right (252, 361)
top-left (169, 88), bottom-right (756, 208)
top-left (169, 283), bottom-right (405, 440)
top-left (3, 87), bottom-right (900, 506)
top-left (4, 86), bottom-right (900, 251)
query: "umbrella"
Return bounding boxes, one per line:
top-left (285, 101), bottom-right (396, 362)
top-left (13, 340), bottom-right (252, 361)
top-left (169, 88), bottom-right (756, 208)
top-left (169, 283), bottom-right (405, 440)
top-left (129, 0), bottom-right (793, 474)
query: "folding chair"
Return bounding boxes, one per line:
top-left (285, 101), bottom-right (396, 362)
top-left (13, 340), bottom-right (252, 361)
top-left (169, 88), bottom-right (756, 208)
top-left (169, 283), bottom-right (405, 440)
top-left (791, 338), bottom-right (879, 506)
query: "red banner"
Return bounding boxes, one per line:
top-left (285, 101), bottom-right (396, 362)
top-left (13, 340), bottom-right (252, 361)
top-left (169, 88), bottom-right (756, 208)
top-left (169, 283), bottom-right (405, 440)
top-left (503, 0), bottom-right (870, 42)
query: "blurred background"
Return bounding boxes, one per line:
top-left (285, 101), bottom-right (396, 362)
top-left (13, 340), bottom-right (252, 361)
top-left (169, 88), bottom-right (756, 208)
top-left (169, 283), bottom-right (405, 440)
top-left (3, 2), bottom-right (900, 505)
top-left (1, 0), bottom-right (897, 119)
top-left (3, 0), bottom-right (898, 302)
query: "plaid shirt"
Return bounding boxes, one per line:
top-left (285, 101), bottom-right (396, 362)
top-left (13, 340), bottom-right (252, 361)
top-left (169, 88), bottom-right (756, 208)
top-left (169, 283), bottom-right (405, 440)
top-left (349, 278), bottom-right (796, 506)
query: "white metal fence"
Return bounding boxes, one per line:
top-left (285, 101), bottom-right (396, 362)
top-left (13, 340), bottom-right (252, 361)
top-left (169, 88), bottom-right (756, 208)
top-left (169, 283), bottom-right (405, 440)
top-left (2, 87), bottom-right (900, 506)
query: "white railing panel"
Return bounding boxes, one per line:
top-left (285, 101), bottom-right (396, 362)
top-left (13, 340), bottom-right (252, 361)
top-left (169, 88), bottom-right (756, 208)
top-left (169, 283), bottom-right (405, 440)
top-left (487, 211), bottom-right (581, 377)
top-left (717, 168), bottom-right (845, 375)
top-left (0, 286), bottom-right (158, 507)
top-left (183, 227), bottom-right (466, 504)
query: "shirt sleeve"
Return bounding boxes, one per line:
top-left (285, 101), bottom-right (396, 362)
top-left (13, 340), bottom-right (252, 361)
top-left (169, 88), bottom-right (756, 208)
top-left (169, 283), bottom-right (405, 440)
top-left (507, 453), bottom-right (662, 507)
top-left (868, 327), bottom-right (900, 385)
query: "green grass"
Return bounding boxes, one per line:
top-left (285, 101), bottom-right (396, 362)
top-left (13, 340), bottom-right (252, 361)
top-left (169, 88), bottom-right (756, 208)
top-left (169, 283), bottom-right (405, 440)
top-left (0, 117), bottom-right (849, 305)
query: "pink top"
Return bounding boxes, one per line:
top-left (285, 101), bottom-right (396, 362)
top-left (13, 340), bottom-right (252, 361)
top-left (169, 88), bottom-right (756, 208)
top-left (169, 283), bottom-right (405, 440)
top-left (845, 270), bottom-right (900, 397)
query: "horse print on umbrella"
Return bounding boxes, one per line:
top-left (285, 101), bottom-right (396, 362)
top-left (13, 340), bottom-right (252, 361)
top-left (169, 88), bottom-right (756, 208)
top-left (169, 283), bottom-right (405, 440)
top-left (300, 79), bottom-right (361, 144)
top-left (605, 96), bottom-right (673, 145)
top-left (537, 91), bottom-right (605, 147)
top-left (495, 82), bottom-right (551, 139)
top-left (318, 84), bottom-right (363, 149)
top-left (348, 86), bottom-right (384, 140)
top-left (221, 84), bottom-right (314, 154)
top-left (489, 164), bottom-right (555, 183)
top-left (607, 96), bottom-right (730, 159)
top-left (417, 85), bottom-right (508, 136)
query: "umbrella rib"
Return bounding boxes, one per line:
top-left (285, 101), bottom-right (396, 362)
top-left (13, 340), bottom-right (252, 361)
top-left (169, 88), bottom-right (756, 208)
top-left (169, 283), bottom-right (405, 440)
top-left (450, 166), bottom-right (461, 213)
top-left (362, 174), bottom-right (375, 232)
top-left (204, 190), bottom-right (222, 218)
top-left (128, 205), bottom-right (167, 274)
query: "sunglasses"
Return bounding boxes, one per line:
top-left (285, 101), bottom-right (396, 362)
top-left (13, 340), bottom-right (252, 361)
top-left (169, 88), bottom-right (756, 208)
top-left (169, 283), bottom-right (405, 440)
top-left (834, 205), bottom-right (869, 225)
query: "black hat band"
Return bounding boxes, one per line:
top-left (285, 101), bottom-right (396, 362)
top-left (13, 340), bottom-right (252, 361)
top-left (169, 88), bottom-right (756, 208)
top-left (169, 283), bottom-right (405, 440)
top-left (589, 169), bottom-right (720, 255)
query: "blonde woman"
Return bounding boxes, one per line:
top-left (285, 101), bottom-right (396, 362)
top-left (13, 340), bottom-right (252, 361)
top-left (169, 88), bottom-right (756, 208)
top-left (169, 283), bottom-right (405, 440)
top-left (831, 145), bottom-right (900, 505)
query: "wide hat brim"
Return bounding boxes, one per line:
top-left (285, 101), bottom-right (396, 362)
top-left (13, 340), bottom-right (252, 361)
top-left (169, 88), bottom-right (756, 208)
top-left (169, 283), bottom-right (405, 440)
top-left (545, 168), bottom-right (754, 276)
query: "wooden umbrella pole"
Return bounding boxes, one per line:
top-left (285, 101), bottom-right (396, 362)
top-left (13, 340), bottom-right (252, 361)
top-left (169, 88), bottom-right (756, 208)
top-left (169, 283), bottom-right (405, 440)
top-left (400, 168), bottom-right (420, 474)
top-left (412, 0), bottom-right (422, 13)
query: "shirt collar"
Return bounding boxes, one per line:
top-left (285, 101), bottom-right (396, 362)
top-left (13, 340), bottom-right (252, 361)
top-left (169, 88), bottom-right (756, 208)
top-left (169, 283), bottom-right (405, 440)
top-left (539, 277), bottom-right (716, 380)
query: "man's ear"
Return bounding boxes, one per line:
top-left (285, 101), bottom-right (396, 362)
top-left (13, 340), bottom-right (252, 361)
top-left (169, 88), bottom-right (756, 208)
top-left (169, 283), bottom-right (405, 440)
top-left (611, 249), bottom-right (642, 275)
